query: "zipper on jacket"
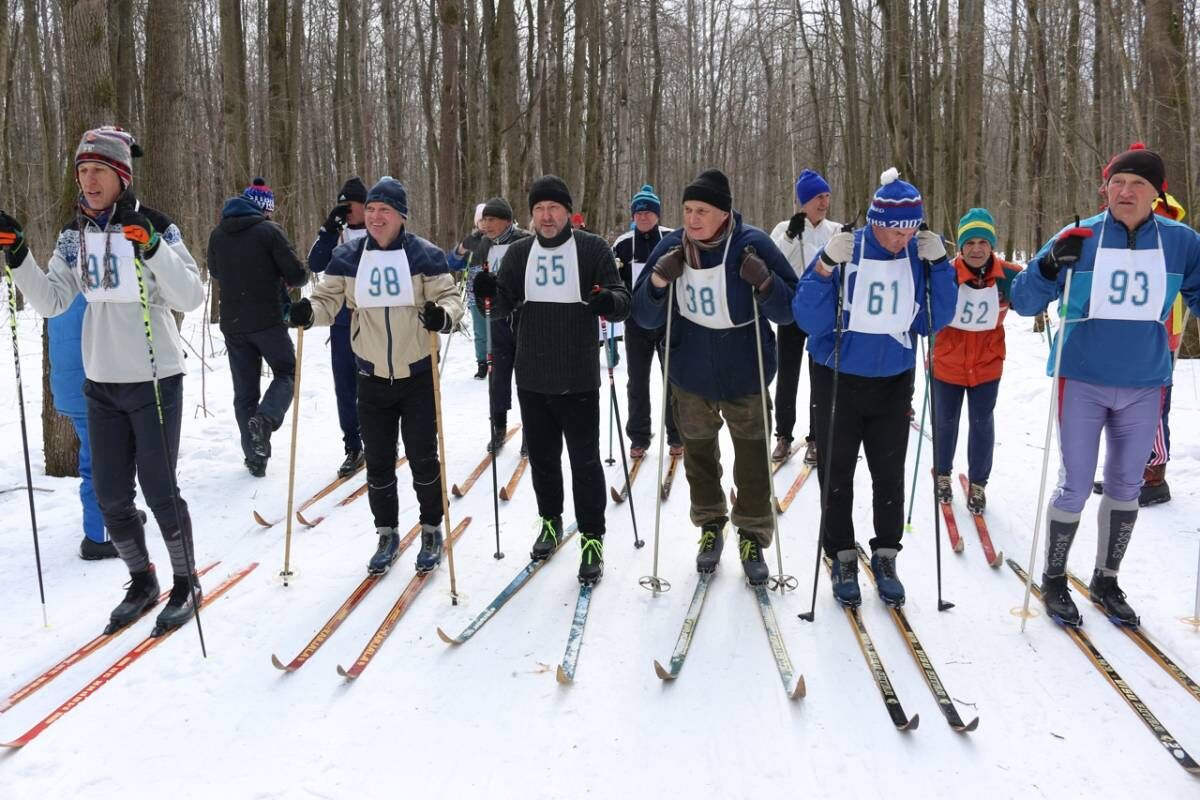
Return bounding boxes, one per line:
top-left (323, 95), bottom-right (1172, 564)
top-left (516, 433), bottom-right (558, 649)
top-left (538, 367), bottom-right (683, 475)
top-left (384, 306), bottom-right (395, 381)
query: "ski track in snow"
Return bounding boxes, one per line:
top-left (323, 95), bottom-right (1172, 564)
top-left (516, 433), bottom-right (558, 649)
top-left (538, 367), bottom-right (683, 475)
top-left (1, 304), bottom-right (1199, 797)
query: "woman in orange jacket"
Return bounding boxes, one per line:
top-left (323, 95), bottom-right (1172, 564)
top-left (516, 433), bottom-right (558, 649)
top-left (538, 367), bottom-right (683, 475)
top-left (932, 208), bottom-right (1023, 513)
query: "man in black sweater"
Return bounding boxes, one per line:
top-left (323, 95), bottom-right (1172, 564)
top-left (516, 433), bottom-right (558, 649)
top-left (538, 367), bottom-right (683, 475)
top-left (207, 179), bottom-right (309, 476)
top-left (473, 175), bottom-right (631, 584)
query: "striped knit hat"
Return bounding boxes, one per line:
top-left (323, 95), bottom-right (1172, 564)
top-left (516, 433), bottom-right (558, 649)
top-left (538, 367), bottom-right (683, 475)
top-left (630, 184), bottom-right (662, 216)
top-left (243, 177), bottom-right (276, 214)
top-left (74, 126), bottom-right (141, 188)
top-left (866, 167), bottom-right (923, 228)
top-left (956, 207), bottom-right (996, 249)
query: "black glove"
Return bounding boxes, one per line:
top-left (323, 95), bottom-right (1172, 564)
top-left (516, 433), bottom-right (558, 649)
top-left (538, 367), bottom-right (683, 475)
top-left (473, 270), bottom-right (498, 308)
top-left (739, 246), bottom-right (772, 293)
top-left (1039, 225), bottom-right (1094, 280)
top-left (587, 287), bottom-right (618, 317)
top-left (786, 212), bottom-right (807, 241)
top-left (420, 300), bottom-right (450, 332)
top-left (324, 204), bottom-right (349, 233)
top-left (115, 192), bottom-right (159, 256)
top-left (0, 211), bottom-right (28, 268)
top-left (289, 298), bottom-right (314, 328)
top-left (460, 230), bottom-right (485, 254)
top-left (652, 246), bottom-right (686, 283)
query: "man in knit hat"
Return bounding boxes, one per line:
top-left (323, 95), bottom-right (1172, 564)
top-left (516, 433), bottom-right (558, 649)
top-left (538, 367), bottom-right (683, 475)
top-left (632, 168), bottom-right (799, 586)
top-left (1011, 143), bottom-right (1200, 628)
top-left (769, 169), bottom-right (841, 465)
top-left (613, 183), bottom-right (680, 459)
top-left (208, 177), bottom-right (309, 476)
top-left (473, 175), bottom-right (630, 584)
top-left (308, 175), bottom-right (371, 478)
top-left (793, 168), bottom-right (956, 607)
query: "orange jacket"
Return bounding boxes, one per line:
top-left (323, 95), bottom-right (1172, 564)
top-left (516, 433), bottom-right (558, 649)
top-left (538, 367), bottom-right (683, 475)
top-left (932, 254), bottom-right (1023, 387)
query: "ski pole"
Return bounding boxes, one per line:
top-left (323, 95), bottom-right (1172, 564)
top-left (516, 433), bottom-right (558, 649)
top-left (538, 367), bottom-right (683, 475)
top-left (1189, 529), bottom-right (1200, 628)
top-left (919, 228), bottom-right (953, 613)
top-left (429, 329), bottom-right (459, 605)
top-left (639, 282), bottom-right (674, 594)
top-left (605, 376), bottom-right (616, 466)
top-left (280, 327), bottom-right (304, 586)
top-left (5, 261), bottom-right (48, 627)
top-left (599, 306), bottom-right (642, 548)
top-left (904, 339), bottom-right (930, 529)
top-left (483, 269), bottom-right (503, 560)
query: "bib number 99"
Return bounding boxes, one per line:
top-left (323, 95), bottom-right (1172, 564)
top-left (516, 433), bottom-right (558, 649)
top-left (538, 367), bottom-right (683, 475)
top-left (86, 253), bottom-right (120, 289)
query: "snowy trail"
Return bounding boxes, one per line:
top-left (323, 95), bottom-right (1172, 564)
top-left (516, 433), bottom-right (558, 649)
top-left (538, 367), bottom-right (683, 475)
top-left (2, 304), bottom-right (1199, 797)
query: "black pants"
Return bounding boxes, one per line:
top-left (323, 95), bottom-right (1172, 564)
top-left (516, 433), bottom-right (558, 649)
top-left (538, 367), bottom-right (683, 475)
top-left (518, 387), bottom-right (606, 534)
top-left (357, 371), bottom-right (443, 529)
top-left (225, 326), bottom-right (296, 462)
top-left (773, 321), bottom-right (811, 441)
top-left (810, 364), bottom-right (913, 557)
top-left (623, 321), bottom-right (678, 447)
top-left (488, 315), bottom-right (517, 419)
top-left (330, 323), bottom-right (361, 452)
top-left (85, 375), bottom-right (194, 576)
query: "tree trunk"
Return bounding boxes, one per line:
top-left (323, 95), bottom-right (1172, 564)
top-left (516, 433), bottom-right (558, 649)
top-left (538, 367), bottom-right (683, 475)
top-left (438, 0), bottom-right (461, 247)
top-left (1145, 0), bottom-right (1193, 214)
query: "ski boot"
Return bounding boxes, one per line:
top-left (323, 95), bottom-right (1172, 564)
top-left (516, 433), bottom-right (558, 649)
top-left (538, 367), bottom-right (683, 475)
top-left (368, 527), bottom-right (401, 575)
top-left (629, 442), bottom-right (648, 460)
top-left (934, 474), bottom-right (952, 505)
top-left (802, 439), bottom-right (817, 467)
top-left (578, 534), bottom-right (604, 585)
top-left (245, 458), bottom-right (266, 478)
top-left (337, 448), bottom-right (365, 479)
top-left (831, 550), bottom-right (862, 607)
top-left (106, 565), bottom-right (161, 634)
top-left (1139, 463), bottom-right (1170, 507)
top-left (966, 481), bottom-right (987, 514)
top-left (738, 533), bottom-right (769, 586)
top-left (487, 414), bottom-right (507, 454)
top-left (1088, 571), bottom-right (1139, 628)
top-left (152, 573), bottom-right (202, 636)
top-left (473, 360), bottom-right (488, 380)
top-left (415, 524), bottom-right (443, 574)
top-left (80, 535), bottom-right (119, 561)
top-left (870, 548), bottom-right (905, 607)
top-left (247, 413), bottom-right (273, 460)
top-left (1041, 574), bottom-right (1082, 627)
top-left (695, 520), bottom-right (726, 573)
top-left (531, 515), bottom-right (564, 560)
top-left (668, 439), bottom-right (685, 457)
top-left (771, 437), bottom-right (792, 463)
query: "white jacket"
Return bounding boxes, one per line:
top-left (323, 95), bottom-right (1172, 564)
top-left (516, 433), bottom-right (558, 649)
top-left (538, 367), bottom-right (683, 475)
top-left (769, 216), bottom-right (842, 274)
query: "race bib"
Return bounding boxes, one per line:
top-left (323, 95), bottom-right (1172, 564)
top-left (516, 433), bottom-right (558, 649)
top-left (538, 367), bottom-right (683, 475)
top-left (355, 247), bottom-right (415, 309)
top-left (342, 227), bottom-right (368, 243)
top-left (677, 262), bottom-right (739, 329)
top-left (80, 233), bottom-right (139, 304)
top-left (846, 256), bottom-right (917, 336)
top-left (948, 283), bottom-right (1001, 332)
top-left (1087, 226), bottom-right (1167, 322)
top-left (525, 238), bottom-right (582, 304)
top-left (487, 243), bottom-right (512, 273)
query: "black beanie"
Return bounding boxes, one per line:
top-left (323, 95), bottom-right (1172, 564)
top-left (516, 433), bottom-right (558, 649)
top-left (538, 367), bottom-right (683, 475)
top-left (481, 196), bottom-right (514, 221)
top-left (1104, 143), bottom-right (1167, 195)
top-left (338, 176), bottom-right (368, 204)
top-left (682, 168), bottom-right (732, 212)
top-left (528, 175), bottom-right (573, 212)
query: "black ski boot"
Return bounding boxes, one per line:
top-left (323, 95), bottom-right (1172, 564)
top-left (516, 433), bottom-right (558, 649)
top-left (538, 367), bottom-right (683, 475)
top-left (106, 565), bottom-right (160, 634)
top-left (245, 458), bottom-right (266, 478)
top-left (531, 515), bottom-right (564, 560)
top-left (487, 414), bottom-right (508, 454)
top-left (738, 533), bottom-right (769, 586)
top-left (1041, 574), bottom-right (1082, 628)
top-left (695, 520), bottom-right (726, 573)
top-left (578, 534), bottom-right (604, 585)
top-left (520, 436), bottom-right (528, 459)
top-left (80, 536), bottom-right (119, 561)
top-left (368, 527), bottom-right (401, 575)
top-left (248, 413), bottom-right (273, 460)
top-left (473, 360), bottom-right (488, 380)
top-left (152, 573), bottom-right (202, 636)
top-left (337, 448), bottom-right (365, 479)
top-left (1088, 571), bottom-right (1140, 628)
top-left (414, 524), bottom-right (443, 574)
top-left (831, 550), bottom-right (862, 607)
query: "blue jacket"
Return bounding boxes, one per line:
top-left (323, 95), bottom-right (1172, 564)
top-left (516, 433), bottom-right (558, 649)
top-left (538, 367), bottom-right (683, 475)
top-left (792, 225), bottom-right (957, 378)
top-left (308, 224), bottom-right (367, 327)
top-left (632, 212), bottom-right (798, 401)
top-left (1011, 210), bottom-right (1200, 387)
top-left (47, 293), bottom-right (88, 416)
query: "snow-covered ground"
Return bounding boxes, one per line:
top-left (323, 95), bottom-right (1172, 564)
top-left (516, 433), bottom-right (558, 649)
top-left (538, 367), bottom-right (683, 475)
top-left (2, 298), bottom-right (1198, 798)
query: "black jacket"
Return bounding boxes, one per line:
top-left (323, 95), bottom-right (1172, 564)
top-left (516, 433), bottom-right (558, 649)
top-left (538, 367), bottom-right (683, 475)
top-left (207, 196), bottom-right (309, 333)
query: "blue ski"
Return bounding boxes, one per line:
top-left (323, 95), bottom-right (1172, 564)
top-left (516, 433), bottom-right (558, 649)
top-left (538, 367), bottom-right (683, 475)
top-left (556, 583), bottom-right (594, 684)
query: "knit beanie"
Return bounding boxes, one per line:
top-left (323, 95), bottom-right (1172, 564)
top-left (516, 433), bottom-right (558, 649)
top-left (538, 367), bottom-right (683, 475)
top-left (338, 176), bottom-right (368, 204)
top-left (75, 126), bottom-right (142, 189)
top-left (794, 169), bottom-right (831, 205)
top-left (1103, 143), bottom-right (1167, 195)
top-left (482, 196), bottom-right (514, 221)
top-left (366, 176), bottom-right (410, 217)
top-left (956, 207), bottom-right (997, 249)
top-left (682, 168), bottom-right (732, 212)
top-left (528, 175), bottom-right (573, 212)
top-left (866, 168), bottom-right (923, 228)
top-left (243, 177), bottom-right (276, 214)
top-left (630, 184), bottom-right (662, 216)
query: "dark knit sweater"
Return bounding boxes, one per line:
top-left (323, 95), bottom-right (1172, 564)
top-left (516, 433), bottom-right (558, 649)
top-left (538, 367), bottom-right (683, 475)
top-left (493, 225), bottom-right (630, 394)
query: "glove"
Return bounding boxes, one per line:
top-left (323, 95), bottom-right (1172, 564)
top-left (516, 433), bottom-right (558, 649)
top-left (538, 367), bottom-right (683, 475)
top-left (473, 270), bottom-right (498, 308)
top-left (651, 246), bottom-right (686, 283)
top-left (1040, 225), bottom-right (1094, 280)
top-left (0, 211), bottom-right (28, 268)
top-left (739, 247), bottom-right (772, 293)
top-left (289, 298), bottom-right (314, 328)
top-left (785, 212), bottom-right (807, 241)
top-left (587, 287), bottom-right (618, 317)
top-left (115, 193), bottom-right (159, 256)
top-left (819, 231), bottom-right (854, 267)
top-left (324, 204), bottom-right (349, 233)
top-left (915, 228), bottom-right (947, 263)
top-left (460, 230), bottom-right (485, 254)
top-left (420, 300), bottom-right (450, 332)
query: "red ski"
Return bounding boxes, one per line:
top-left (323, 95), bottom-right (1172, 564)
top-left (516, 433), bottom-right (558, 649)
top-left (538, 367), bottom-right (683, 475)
top-left (451, 426), bottom-right (520, 497)
top-left (253, 464), bottom-right (367, 527)
top-left (957, 474), bottom-right (1001, 567)
top-left (776, 464), bottom-right (814, 513)
top-left (498, 457), bottom-right (528, 501)
top-left (296, 458), bottom-right (407, 527)
top-left (934, 470), bottom-right (964, 554)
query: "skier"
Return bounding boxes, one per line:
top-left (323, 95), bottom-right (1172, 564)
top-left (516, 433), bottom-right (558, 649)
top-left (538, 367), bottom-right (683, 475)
top-left (1011, 144), bottom-right (1200, 627)
top-left (768, 169), bottom-right (842, 465)
top-left (289, 177), bottom-right (464, 575)
top-left (612, 183), bottom-right (681, 459)
top-left (931, 208), bottom-right (1023, 512)
top-left (632, 168), bottom-right (798, 585)
top-left (472, 175), bottom-right (630, 584)
top-left (793, 168), bottom-right (956, 607)
top-left (307, 176), bottom-right (370, 478)
top-left (447, 203), bottom-right (489, 379)
top-left (207, 177), bottom-right (309, 477)
top-left (0, 126), bottom-right (205, 632)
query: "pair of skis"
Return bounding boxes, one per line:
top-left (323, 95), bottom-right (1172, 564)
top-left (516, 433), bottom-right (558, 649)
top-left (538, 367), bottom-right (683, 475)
top-left (253, 462), bottom-right (368, 527)
top-left (296, 457), bottom-right (408, 527)
top-left (2, 562), bottom-right (258, 748)
top-left (935, 472), bottom-right (1001, 567)
top-left (451, 424), bottom-right (520, 497)
top-left (612, 452), bottom-right (684, 502)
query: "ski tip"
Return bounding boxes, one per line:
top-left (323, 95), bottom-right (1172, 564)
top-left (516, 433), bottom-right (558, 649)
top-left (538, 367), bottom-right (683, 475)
top-left (499, 488), bottom-right (511, 501)
top-left (0, 739), bottom-right (25, 749)
top-left (436, 627), bottom-right (461, 646)
top-left (555, 664), bottom-right (573, 685)
top-left (252, 510), bottom-right (274, 527)
top-left (989, 552), bottom-right (1004, 569)
top-left (953, 540), bottom-right (965, 554)
top-left (653, 660), bottom-right (675, 681)
top-left (609, 487), bottom-right (624, 503)
top-left (790, 676), bottom-right (807, 701)
top-left (899, 713), bottom-right (920, 731)
top-left (296, 511), bottom-right (314, 527)
top-left (336, 664), bottom-right (356, 679)
top-left (269, 654), bottom-right (290, 672)
top-left (451, 485), bottom-right (464, 498)
top-left (955, 716), bottom-right (980, 733)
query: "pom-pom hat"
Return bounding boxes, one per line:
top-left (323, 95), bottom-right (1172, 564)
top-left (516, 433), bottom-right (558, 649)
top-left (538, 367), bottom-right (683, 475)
top-left (866, 167), bottom-right (923, 228)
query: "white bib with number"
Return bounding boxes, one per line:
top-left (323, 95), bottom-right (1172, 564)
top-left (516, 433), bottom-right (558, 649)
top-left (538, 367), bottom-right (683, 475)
top-left (81, 233), bottom-right (139, 304)
top-left (487, 243), bottom-right (512, 273)
top-left (1087, 217), bottom-right (1167, 322)
top-left (948, 283), bottom-right (1000, 332)
top-left (524, 238), bottom-right (582, 304)
top-left (846, 255), bottom-right (917, 338)
top-left (355, 247), bottom-right (415, 309)
top-left (677, 234), bottom-right (742, 330)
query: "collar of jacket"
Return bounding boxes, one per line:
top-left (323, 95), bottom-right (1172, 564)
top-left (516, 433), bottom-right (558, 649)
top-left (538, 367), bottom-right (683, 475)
top-left (536, 223), bottom-right (573, 248)
top-left (365, 228), bottom-right (408, 252)
top-left (952, 253), bottom-right (1004, 286)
